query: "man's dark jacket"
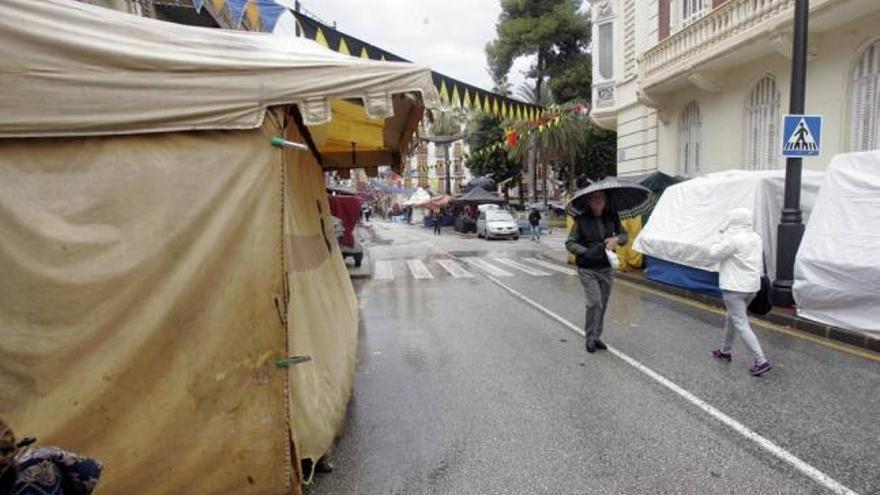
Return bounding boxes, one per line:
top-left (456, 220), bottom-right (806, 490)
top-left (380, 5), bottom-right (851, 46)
top-left (565, 211), bottom-right (628, 269)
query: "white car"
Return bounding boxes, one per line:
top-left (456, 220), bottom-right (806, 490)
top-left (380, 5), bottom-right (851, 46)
top-left (477, 209), bottom-right (519, 240)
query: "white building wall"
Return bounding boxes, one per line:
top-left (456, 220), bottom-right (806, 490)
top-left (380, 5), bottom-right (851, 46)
top-left (598, 1), bottom-right (880, 178)
top-left (654, 10), bottom-right (880, 177)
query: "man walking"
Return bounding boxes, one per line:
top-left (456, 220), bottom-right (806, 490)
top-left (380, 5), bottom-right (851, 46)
top-left (707, 208), bottom-right (772, 376)
top-left (433, 209), bottom-right (442, 235)
top-left (566, 191), bottom-right (627, 353)
top-left (528, 208), bottom-right (542, 241)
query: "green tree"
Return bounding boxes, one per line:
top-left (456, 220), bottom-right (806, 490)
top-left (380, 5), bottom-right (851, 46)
top-left (507, 102), bottom-right (616, 191)
top-left (429, 103), bottom-right (465, 137)
top-left (486, 0), bottom-right (591, 104)
top-left (464, 112), bottom-right (520, 182)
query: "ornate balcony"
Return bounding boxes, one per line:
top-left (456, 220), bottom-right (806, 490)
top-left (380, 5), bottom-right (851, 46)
top-left (639, 0), bottom-right (848, 92)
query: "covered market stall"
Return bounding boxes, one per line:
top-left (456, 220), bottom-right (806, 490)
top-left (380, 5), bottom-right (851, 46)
top-left (794, 151), bottom-right (880, 338)
top-left (0, 1), bottom-right (438, 494)
top-left (634, 169), bottom-right (823, 297)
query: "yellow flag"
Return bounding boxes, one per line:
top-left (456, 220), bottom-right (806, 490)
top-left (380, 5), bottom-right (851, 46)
top-left (338, 38), bottom-right (351, 56)
top-left (315, 28), bottom-right (329, 48)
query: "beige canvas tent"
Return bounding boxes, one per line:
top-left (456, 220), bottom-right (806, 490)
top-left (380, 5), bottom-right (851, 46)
top-left (0, 1), bottom-right (438, 493)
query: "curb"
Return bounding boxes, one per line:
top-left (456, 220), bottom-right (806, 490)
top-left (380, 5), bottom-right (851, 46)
top-left (614, 271), bottom-right (880, 354)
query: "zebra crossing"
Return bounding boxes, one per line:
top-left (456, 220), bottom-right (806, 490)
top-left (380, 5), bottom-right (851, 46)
top-left (373, 257), bottom-right (576, 282)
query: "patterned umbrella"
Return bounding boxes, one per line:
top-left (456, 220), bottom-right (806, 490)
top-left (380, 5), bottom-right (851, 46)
top-left (567, 177), bottom-right (652, 216)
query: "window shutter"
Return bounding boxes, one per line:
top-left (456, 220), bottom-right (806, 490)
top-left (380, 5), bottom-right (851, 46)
top-left (852, 41), bottom-right (880, 151)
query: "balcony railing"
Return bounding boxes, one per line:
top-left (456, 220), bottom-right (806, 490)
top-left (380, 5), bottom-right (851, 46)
top-left (641, 0), bottom-right (796, 86)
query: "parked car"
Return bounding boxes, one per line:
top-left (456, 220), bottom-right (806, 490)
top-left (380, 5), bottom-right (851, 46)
top-left (477, 208), bottom-right (519, 240)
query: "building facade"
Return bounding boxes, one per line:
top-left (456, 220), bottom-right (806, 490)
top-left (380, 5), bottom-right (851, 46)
top-left (405, 139), bottom-right (472, 194)
top-left (591, 0), bottom-right (880, 178)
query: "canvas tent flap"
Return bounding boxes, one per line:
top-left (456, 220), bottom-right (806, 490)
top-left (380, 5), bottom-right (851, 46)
top-left (794, 151), bottom-right (880, 337)
top-left (0, 0), bottom-right (440, 137)
top-left (0, 127), bottom-right (293, 494)
top-left (633, 169), bottom-right (823, 278)
top-left (282, 126), bottom-right (359, 463)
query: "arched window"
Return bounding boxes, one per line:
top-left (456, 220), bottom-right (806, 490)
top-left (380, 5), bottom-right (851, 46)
top-left (851, 40), bottom-right (880, 151)
top-left (746, 76), bottom-right (781, 170)
top-left (679, 101), bottom-right (701, 177)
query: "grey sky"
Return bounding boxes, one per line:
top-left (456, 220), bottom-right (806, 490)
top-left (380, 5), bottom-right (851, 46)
top-left (288, 0), bottom-right (541, 93)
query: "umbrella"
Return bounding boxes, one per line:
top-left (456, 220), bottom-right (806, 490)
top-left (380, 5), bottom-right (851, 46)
top-left (567, 177), bottom-right (652, 216)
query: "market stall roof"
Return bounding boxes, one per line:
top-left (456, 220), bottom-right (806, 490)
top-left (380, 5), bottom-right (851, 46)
top-left (0, 0), bottom-right (439, 154)
top-left (455, 188), bottom-right (506, 205)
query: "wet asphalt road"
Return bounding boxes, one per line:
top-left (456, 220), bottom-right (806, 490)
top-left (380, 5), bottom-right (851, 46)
top-left (306, 221), bottom-right (880, 495)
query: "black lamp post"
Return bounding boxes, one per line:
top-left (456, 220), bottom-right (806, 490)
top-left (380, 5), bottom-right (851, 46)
top-left (773, 0), bottom-right (809, 306)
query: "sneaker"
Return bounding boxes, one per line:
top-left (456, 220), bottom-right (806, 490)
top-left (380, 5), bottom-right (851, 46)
top-left (711, 349), bottom-right (732, 361)
top-left (594, 340), bottom-right (607, 350)
top-left (586, 341), bottom-right (596, 353)
top-left (750, 361), bottom-right (772, 376)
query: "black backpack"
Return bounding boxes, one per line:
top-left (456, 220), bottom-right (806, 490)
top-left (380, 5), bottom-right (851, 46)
top-left (748, 264), bottom-right (773, 315)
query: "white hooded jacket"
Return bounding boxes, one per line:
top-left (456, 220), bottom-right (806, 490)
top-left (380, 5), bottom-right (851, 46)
top-left (708, 208), bottom-right (763, 293)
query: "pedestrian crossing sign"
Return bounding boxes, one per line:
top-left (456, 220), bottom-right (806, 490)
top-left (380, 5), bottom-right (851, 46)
top-left (782, 114), bottom-right (822, 157)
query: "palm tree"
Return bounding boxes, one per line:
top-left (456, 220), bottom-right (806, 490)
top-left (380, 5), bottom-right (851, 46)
top-left (425, 103), bottom-right (467, 194)
top-left (515, 80), bottom-right (555, 107)
top-left (507, 102), bottom-right (592, 198)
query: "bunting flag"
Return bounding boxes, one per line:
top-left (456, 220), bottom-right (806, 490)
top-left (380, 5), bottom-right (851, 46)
top-left (439, 80), bottom-right (449, 103)
top-left (226, 0), bottom-right (248, 27)
top-left (193, 0), bottom-right (204, 13)
top-left (245, 2), bottom-right (261, 29)
top-left (359, 46), bottom-right (370, 59)
top-left (451, 85), bottom-right (461, 108)
top-left (314, 27), bottom-right (329, 47)
top-left (257, 0), bottom-right (286, 32)
top-left (463, 88), bottom-right (472, 109)
top-left (338, 38), bottom-right (352, 55)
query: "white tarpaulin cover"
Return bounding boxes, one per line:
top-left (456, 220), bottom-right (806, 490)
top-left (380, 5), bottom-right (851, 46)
top-left (634, 169), bottom-right (824, 278)
top-left (404, 187), bottom-right (432, 206)
top-left (794, 151), bottom-right (880, 337)
top-left (0, 0), bottom-right (439, 136)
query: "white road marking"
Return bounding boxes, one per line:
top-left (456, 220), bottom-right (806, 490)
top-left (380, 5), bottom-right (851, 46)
top-left (479, 272), bottom-right (860, 495)
top-left (436, 259), bottom-right (474, 278)
top-left (523, 257), bottom-right (578, 276)
top-left (461, 258), bottom-right (514, 277)
top-left (373, 260), bottom-right (394, 280)
top-left (406, 259), bottom-right (434, 279)
top-left (491, 257), bottom-right (551, 276)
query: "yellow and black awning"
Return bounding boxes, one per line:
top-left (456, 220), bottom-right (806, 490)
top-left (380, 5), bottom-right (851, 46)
top-left (291, 11), bottom-right (542, 122)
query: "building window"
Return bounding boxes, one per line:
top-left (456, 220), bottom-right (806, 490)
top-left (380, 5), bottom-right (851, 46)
top-left (598, 22), bottom-right (614, 80)
top-left (622, 0), bottom-right (636, 79)
top-left (679, 101), bottom-right (701, 177)
top-left (681, 0), bottom-right (707, 26)
top-left (851, 40), bottom-right (880, 151)
top-left (746, 76), bottom-right (781, 170)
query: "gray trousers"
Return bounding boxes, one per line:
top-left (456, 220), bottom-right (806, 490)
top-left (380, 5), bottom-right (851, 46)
top-left (721, 290), bottom-right (767, 363)
top-left (578, 267), bottom-right (613, 343)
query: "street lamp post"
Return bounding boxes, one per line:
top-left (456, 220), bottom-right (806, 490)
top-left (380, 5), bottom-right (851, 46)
top-left (773, 0), bottom-right (809, 306)
top-left (444, 144), bottom-right (452, 195)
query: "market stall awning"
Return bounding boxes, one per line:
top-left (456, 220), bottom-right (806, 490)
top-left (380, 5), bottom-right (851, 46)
top-left (0, 0), bottom-right (440, 166)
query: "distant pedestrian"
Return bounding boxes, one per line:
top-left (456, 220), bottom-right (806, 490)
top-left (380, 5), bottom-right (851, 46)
top-left (528, 209), bottom-right (542, 241)
top-left (365, 208), bottom-right (372, 223)
top-left (566, 191), bottom-right (627, 353)
top-left (433, 210), bottom-right (442, 235)
top-left (707, 208), bottom-right (772, 376)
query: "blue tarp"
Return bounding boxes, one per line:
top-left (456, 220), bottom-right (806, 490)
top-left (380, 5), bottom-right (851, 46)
top-left (645, 256), bottom-right (721, 298)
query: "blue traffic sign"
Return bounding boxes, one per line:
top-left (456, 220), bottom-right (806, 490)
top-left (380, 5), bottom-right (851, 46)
top-left (782, 114), bottom-right (822, 157)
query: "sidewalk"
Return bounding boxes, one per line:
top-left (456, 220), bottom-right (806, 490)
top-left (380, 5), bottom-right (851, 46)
top-left (536, 250), bottom-right (880, 354)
